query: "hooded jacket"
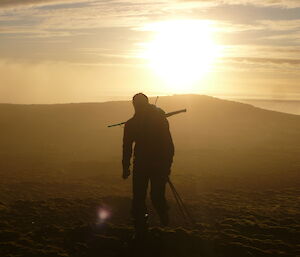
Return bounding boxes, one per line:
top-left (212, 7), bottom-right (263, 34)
top-left (122, 104), bottom-right (174, 171)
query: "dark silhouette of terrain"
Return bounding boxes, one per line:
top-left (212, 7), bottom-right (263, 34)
top-left (0, 95), bottom-right (299, 256)
top-left (0, 95), bottom-right (299, 190)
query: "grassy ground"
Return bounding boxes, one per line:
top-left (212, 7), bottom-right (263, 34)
top-left (1, 165), bottom-right (299, 257)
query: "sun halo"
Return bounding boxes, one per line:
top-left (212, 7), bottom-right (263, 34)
top-left (142, 20), bottom-right (221, 93)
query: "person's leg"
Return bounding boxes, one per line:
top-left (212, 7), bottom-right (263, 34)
top-left (132, 169), bottom-right (149, 237)
top-left (150, 170), bottom-right (169, 226)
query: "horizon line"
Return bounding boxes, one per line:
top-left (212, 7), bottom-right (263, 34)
top-left (0, 93), bottom-right (300, 105)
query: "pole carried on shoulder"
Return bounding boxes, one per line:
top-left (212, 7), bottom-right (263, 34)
top-left (107, 109), bottom-right (187, 128)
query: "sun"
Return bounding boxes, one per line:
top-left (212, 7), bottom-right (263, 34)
top-left (141, 20), bottom-right (222, 93)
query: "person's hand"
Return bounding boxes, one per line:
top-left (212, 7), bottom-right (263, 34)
top-left (122, 168), bottom-right (131, 180)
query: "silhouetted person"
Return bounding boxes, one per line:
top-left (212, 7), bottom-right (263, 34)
top-left (122, 93), bottom-right (174, 239)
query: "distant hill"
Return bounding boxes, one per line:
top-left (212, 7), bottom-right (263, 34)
top-left (234, 98), bottom-right (300, 115)
top-left (0, 94), bottom-right (299, 187)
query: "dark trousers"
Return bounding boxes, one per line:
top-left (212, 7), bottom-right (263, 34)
top-left (131, 163), bottom-right (169, 230)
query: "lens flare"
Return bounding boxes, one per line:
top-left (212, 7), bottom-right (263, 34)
top-left (97, 207), bottom-right (111, 223)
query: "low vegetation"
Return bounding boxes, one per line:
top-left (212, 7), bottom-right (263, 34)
top-left (0, 95), bottom-right (299, 256)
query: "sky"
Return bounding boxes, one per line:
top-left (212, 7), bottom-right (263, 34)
top-left (0, 0), bottom-right (300, 104)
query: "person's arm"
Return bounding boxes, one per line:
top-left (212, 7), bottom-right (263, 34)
top-left (157, 115), bottom-right (174, 174)
top-left (122, 121), bottom-right (134, 179)
top-left (163, 118), bottom-right (174, 168)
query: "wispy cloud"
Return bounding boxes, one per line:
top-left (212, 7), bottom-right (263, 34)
top-left (0, 0), bottom-right (299, 103)
top-left (226, 57), bottom-right (300, 65)
top-left (0, 0), bottom-right (87, 8)
top-left (182, 0), bottom-right (300, 8)
top-left (259, 19), bottom-right (300, 31)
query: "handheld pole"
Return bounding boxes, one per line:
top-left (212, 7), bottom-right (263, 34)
top-left (154, 96), bottom-right (159, 106)
top-left (107, 109), bottom-right (187, 128)
top-left (168, 178), bottom-right (195, 226)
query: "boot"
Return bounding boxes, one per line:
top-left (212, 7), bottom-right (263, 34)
top-left (133, 213), bottom-right (149, 241)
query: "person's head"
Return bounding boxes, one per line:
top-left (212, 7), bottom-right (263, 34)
top-left (132, 93), bottom-right (149, 113)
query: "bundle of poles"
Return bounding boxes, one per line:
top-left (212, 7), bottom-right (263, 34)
top-left (107, 109), bottom-right (187, 128)
top-left (168, 178), bottom-right (195, 226)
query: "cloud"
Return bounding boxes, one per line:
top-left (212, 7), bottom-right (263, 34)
top-left (0, 0), bottom-right (85, 8)
top-left (220, 56), bottom-right (300, 74)
top-left (259, 19), bottom-right (300, 31)
top-left (226, 57), bottom-right (300, 65)
top-left (0, 0), bottom-right (172, 32)
top-left (217, 44), bottom-right (300, 73)
top-left (222, 45), bottom-right (300, 58)
top-left (261, 32), bottom-right (300, 43)
top-left (214, 19), bottom-right (300, 33)
top-left (182, 0), bottom-right (300, 8)
top-left (1, 0), bottom-right (300, 71)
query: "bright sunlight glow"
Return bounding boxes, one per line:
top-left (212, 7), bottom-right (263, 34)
top-left (141, 20), bottom-right (222, 93)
